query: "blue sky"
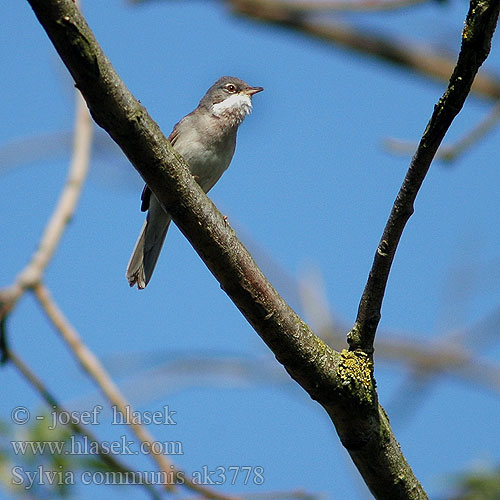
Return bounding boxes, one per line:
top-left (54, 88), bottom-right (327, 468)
top-left (1, 0), bottom-right (500, 498)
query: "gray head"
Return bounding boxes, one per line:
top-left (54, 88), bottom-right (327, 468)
top-left (198, 76), bottom-right (263, 127)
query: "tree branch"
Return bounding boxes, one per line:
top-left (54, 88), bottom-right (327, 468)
top-left (25, 0), bottom-right (431, 497)
top-left (348, 0), bottom-right (500, 354)
top-left (386, 99), bottom-right (500, 161)
top-left (228, 0), bottom-right (500, 100)
top-left (7, 349), bottom-right (163, 500)
top-left (32, 283), bottom-right (173, 477)
top-left (135, 0), bottom-right (430, 13)
top-left (300, 272), bottom-right (500, 392)
top-left (32, 282), bottom-right (237, 500)
top-left (0, 90), bottom-right (92, 361)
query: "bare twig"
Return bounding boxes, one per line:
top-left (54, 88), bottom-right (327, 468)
top-left (298, 270), bottom-right (500, 391)
top-left (133, 0), bottom-right (500, 99)
top-left (32, 282), bottom-right (237, 500)
top-left (133, 0), bottom-right (429, 12)
top-left (0, 132), bottom-right (72, 175)
top-left (386, 99), bottom-right (500, 161)
top-left (228, 0), bottom-right (500, 101)
top-left (18, 95), bottom-right (92, 288)
top-left (182, 490), bottom-right (319, 500)
top-left (377, 336), bottom-right (500, 388)
top-left (0, 91), bottom-right (92, 336)
top-left (7, 349), bottom-right (163, 500)
top-left (266, 0), bottom-right (429, 11)
top-left (348, 0), bottom-right (500, 354)
top-left (32, 283), bottom-right (174, 473)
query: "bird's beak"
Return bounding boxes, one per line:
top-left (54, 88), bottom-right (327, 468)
top-left (245, 86), bottom-right (264, 96)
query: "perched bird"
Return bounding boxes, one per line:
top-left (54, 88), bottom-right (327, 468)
top-left (126, 76), bottom-right (263, 289)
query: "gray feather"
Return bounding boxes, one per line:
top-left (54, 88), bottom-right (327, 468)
top-left (126, 195), bottom-right (171, 289)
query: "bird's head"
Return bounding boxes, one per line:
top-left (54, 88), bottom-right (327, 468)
top-left (200, 76), bottom-right (263, 127)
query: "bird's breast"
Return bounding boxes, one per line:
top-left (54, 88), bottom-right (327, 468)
top-left (174, 126), bottom-right (237, 193)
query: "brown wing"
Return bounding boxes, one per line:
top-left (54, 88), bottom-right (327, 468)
top-left (168, 124), bottom-right (180, 146)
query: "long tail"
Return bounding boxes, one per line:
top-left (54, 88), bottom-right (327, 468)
top-left (126, 196), bottom-right (171, 289)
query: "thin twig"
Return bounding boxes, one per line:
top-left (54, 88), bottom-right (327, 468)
top-left (0, 91), bottom-right (92, 338)
top-left (348, 0), bottom-right (500, 354)
top-left (298, 270), bottom-right (500, 391)
top-left (267, 0), bottom-right (428, 11)
top-left (182, 490), bottom-right (319, 500)
top-left (7, 349), bottom-right (163, 500)
top-left (19, 93), bottom-right (92, 288)
top-left (229, 0), bottom-right (500, 101)
top-left (386, 99), bottom-right (500, 161)
top-left (32, 282), bottom-right (238, 500)
top-left (378, 337), bottom-right (500, 388)
top-left (133, 0), bottom-right (500, 100)
top-left (133, 0), bottom-right (428, 11)
top-left (32, 284), bottom-right (175, 473)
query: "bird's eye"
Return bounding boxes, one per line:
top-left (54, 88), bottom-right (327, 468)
top-left (225, 84), bottom-right (236, 93)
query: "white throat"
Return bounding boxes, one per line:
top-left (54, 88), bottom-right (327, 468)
top-left (212, 93), bottom-right (252, 125)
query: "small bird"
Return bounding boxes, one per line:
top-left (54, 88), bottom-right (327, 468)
top-left (126, 76), bottom-right (263, 289)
